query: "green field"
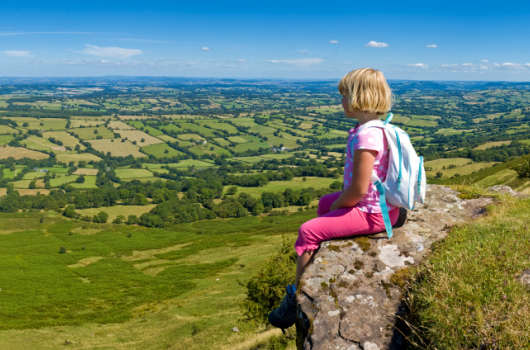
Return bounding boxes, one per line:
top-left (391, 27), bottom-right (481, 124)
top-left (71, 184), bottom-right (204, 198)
top-left (141, 143), bottom-right (185, 158)
top-left (425, 158), bottom-right (499, 178)
top-left (89, 139), bottom-right (147, 158)
top-left (22, 135), bottom-right (61, 151)
top-left (0, 211), bottom-right (310, 350)
top-left (230, 176), bottom-right (338, 197)
top-left (55, 152), bottom-right (102, 165)
top-left (76, 204), bottom-right (157, 221)
top-left (115, 168), bottom-right (154, 179)
top-left (42, 131), bottom-right (85, 149)
top-left (71, 126), bottom-right (115, 140)
top-left (0, 125), bottom-right (18, 134)
top-left (0, 135), bottom-right (14, 146)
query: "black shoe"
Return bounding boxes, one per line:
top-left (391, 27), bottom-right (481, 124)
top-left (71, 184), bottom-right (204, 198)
top-left (268, 284), bottom-right (297, 329)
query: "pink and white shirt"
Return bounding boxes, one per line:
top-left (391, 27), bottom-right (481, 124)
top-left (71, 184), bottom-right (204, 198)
top-left (343, 124), bottom-right (396, 214)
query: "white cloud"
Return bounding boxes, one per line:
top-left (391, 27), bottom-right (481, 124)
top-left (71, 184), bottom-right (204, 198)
top-left (0, 31), bottom-right (110, 36)
top-left (329, 40), bottom-right (338, 44)
top-left (438, 61), bottom-right (530, 71)
top-left (426, 44), bottom-right (438, 48)
top-left (237, 59), bottom-right (247, 63)
top-left (407, 63), bottom-right (429, 68)
top-left (502, 62), bottom-right (526, 69)
top-left (80, 44), bottom-right (142, 59)
top-left (118, 38), bottom-right (174, 44)
top-left (4, 50), bottom-right (32, 57)
top-left (200, 47), bottom-right (210, 51)
top-left (265, 58), bottom-right (324, 67)
top-left (364, 41), bottom-right (389, 48)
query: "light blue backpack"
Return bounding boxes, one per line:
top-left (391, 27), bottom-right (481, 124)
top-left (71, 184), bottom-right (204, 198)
top-left (352, 113), bottom-right (426, 238)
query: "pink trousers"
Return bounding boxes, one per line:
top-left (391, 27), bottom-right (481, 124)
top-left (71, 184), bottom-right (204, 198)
top-left (294, 191), bottom-right (400, 256)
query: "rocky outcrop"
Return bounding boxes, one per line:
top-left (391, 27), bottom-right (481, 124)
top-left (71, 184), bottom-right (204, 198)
top-left (296, 185), bottom-right (496, 350)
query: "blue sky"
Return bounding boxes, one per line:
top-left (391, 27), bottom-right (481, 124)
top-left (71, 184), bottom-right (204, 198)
top-left (1, 0), bottom-right (530, 80)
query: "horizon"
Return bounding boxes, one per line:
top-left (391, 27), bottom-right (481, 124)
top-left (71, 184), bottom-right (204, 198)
top-left (1, 76), bottom-right (530, 83)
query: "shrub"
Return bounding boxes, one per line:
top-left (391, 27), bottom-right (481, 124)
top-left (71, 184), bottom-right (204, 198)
top-left (243, 236), bottom-right (297, 324)
top-left (92, 211), bottom-right (109, 223)
top-left (63, 205), bottom-right (76, 218)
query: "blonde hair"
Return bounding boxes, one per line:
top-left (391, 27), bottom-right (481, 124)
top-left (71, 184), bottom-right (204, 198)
top-left (338, 68), bottom-right (391, 115)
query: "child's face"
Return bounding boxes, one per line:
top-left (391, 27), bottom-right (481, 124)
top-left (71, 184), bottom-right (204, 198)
top-left (341, 95), bottom-right (356, 119)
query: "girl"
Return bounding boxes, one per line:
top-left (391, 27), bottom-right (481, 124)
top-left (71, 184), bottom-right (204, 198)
top-left (269, 68), bottom-right (400, 329)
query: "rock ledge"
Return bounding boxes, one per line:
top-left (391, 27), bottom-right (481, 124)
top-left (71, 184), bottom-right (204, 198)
top-left (296, 185), bottom-right (495, 350)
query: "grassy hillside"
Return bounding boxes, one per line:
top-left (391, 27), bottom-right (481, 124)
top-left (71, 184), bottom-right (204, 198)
top-left (406, 187), bottom-right (530, 349)
top-left (434, 155), bottom-right (530, 192)
top-left (0, 210), bottom-right (310, 350)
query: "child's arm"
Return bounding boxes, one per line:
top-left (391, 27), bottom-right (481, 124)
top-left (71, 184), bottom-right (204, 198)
top-left (330, 149), bottom-right (377, 211)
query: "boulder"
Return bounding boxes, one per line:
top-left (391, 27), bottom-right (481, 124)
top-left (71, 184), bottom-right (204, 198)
top-left (296, 185), bottom-right (496, 350)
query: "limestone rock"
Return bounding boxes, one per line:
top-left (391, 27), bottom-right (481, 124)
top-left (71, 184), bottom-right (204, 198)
top-left (296, 185), bottom-right (496, 350)
top-left (486, 185), bottom-right (523, 198)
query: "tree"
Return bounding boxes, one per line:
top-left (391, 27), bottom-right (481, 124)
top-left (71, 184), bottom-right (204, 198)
top-left (76, 175), bottom-right (85, 183)
top-left (63, 205), bottom-right (76, 218)
top-left (436, 171), bottom-right (443, 178)
top-left (92, 211), bottom-right (109, 223)
top-left (113, 215), bottom-right (126, 224)
top-left (243, 236), bottom-right (296, 323)
top-left (126, 215), bottom-right (138, 225)
top-left (28, 180), bottom-right (36, 189)
top-left (226, 186), bottom-right (238, 195)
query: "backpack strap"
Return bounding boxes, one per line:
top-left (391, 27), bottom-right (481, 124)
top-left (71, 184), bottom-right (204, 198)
top-left (371, 173), bottom-right (393, 239)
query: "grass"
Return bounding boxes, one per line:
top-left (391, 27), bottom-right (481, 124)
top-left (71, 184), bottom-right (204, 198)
top-left (114, 130), bottom-right (164, 146)
top-left (108, 121), bottom-right (136, 130)
top-left (42, 131), bottom-right (85, 150)
top-left (0, 125), bottom-right (18, 134)
top-left (0, 135), bottom-right (14, 146)
top-left (22, 135), bottom-right (60, 151)
top-left (9, 117), bottom-right (67, 131)
top-left (407, 192), bottom-right (530, 349)
top-left (76, 204), bottom-right (157, 221)
top-left (146, 159), bottom-right (216, 170)
top-left (89, 139), bottom-right (146, 158)
top-left (229, 176), bottom-right (339, 197)
top-left (71, 126), bottom-right (115, 140)
top-left (141, 143), bottom-right (185, 158)
top-left (55, 152), bottom-right (102, 165)
top-left (474, 140), bottom-right (512, 150)
top-left (425, 158), bottom-right (498, 178)
top-left (0, 146), bottom-right (49, 160)
top-left (0, 211), bottom-right (312, 350)
top-left (67, 175), bottom-right (98, 189)
top-left (115, 168), bottom-right (154, 179)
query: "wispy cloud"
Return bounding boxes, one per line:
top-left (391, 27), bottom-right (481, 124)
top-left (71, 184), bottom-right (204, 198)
top-left (200, 47), bottom-right (211, 51)
top-left (4, 50), bottom-right (32, 57)
top-left (80, 44), bottom-right (142, 59)
top-left (426, 44), bottom-right (438, 48)
top-left (237, 59), bottom-right (247, 63)
top-left (329, 40), bottom-right (338, 44)
top-left (438, 62), bottom-right (530, 71)
top-left (265, 58), bottom-right (324, 67)
top-left (364, 41), bottom-right (389, 48)
top-left (407, 63), bottom-right (429, 68)
top-left (0, 31), bottom-right (118, 36)
top-left (117, 38), bottom-right (174, 44)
